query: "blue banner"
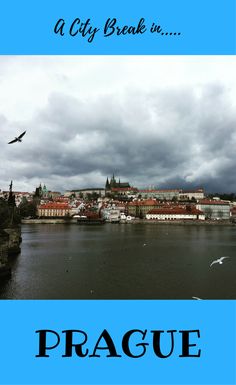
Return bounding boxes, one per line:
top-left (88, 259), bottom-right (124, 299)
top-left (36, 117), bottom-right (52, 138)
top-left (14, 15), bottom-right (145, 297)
top-left (0, 300), bottom-right (235, 385)
top-left (0, 0), bottom-right (235, 54)
top-left (0, 0), bottom-right (236, 384)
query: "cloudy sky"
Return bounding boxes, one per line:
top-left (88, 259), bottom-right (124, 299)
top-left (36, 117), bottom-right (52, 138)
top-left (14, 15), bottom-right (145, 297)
top-left (0, 56), bottom-right (236, 193)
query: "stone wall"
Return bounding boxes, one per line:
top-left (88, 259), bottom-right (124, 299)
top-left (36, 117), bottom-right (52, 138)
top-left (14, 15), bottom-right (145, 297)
top-left (0, 229), bottom-right (9, 265)
top-left (0, 226), bottom-right (21, 278)
top-left (4, 226), bottom-right (21, 255)
top-left (0, 229), bottom-right (11, 278)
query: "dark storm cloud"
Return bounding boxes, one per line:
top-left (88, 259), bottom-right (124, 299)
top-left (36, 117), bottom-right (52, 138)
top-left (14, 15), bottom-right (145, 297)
top-left (1, 83), bottom-right (236, 193)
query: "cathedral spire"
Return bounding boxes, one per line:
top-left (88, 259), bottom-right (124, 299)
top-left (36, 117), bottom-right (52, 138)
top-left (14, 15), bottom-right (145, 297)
top-left (105, 177), bottom-right (110, 189)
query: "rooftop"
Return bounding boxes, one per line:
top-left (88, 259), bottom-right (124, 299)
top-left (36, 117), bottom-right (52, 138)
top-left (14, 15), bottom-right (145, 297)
top-left (198, 199), bottom-right (230, 206)
top-left (148, 207), bottom-right (204, 215)
top-left (38, 203), bottom-right (69, 209)
top-left (139, 189), bottom-right (180, 193)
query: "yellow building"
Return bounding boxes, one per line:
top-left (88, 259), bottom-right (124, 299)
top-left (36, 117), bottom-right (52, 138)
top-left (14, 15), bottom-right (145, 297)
top-left (37, 203), bottom-right (70, 217)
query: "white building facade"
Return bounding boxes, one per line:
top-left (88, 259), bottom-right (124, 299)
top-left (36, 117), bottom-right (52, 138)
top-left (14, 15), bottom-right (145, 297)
top-left (196, 200), bottom-right (230, 220)
top-left (146, 208), bottom-right (205, 221)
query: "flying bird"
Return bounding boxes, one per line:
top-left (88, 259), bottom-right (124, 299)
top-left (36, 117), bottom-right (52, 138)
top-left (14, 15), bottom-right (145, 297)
top-left (8, 130), bottom-right (26, 144)
top-left (192, 296), bottom-right (202, 300)
top-left (210, 256), bottom-right (230, 267)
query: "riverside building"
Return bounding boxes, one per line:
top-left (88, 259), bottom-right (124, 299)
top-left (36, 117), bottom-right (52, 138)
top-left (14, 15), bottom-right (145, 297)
top-left (37, 202), bottom-right (70, 218)
top-left (196, 199), bottom-right (230, 220)
top-left (146, 207), bottom-right (205, 221)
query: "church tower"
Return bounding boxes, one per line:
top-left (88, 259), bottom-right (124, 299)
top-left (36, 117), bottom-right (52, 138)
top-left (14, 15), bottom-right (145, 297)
top-left (105, 177), bottom-right (110, 189)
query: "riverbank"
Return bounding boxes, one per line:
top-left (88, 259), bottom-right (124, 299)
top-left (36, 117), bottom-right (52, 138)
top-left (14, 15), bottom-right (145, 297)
top-left (134, 219), bottom-right (234, 226)
top-left (0, 226), bottom-right (21, 279)
top-left (22, 218), bottom-right (73, 224)
top-left (21, 218), bottom-right (235, 226)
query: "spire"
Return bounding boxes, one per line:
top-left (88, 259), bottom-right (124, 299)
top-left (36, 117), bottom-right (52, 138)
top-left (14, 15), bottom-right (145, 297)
top-left (111, 174), bottom-right (116, 187)
top-left (105, 177), bottom-right (110, 189)
top-left (8, 180), bottom-right (15, 208)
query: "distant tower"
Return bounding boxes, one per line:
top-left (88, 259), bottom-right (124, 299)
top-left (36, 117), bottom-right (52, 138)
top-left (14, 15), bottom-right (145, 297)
top-left (8, 180), bottom-right (15, 207)
top-left (110, 174), bottom-right (116, 188)
top-left (105, 177), bottom-right (110, 189)
top-left (42, 184), bottom-right (48, 198)
top-left (35, 183), bottom-right (42, 198)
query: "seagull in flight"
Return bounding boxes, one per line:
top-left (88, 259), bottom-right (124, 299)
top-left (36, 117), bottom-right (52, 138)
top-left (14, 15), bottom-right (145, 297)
top-left (8, 130), bottom-right (26, 144)
top-left (192, 296), bottom-right (202, 300)
top-left (210, 256), bottom-right (230, 267)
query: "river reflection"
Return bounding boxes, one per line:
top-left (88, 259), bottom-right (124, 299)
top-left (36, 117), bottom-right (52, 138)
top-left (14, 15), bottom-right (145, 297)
top-left (0, 223), bottom-right (236, 299)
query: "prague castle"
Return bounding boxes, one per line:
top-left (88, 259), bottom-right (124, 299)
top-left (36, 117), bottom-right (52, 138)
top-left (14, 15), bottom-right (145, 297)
top-left (105, 175), bottom-right (130, 191)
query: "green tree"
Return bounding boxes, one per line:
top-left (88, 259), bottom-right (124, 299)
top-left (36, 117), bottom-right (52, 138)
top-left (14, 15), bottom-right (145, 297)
top-left (0, 198), bottom-right (20, 227)
top-left (18, 199), bottom-right (37, 218)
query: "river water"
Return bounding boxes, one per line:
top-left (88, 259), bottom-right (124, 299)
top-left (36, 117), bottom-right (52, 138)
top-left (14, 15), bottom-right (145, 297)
top-left (0, 223), bottom-right (236, 299)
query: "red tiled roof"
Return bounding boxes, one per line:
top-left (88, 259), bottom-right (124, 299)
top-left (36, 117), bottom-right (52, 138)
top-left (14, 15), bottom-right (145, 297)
top-left (128, 199), bottom-right (158, 206)
top-left (139, 189), bottom-right (180, 193)
top-left (3, 191), bottom-right (30, 195)
top-left (181, 189), bottom-right (204, 193)
top-left (147, 207), bottom-right (204, 215)
top-left (198, 200), bottom-right (230, 206)
top-left (38, 203), bottom-right (69, 209)
top-left (111, 187), bottom-right (138, 192)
